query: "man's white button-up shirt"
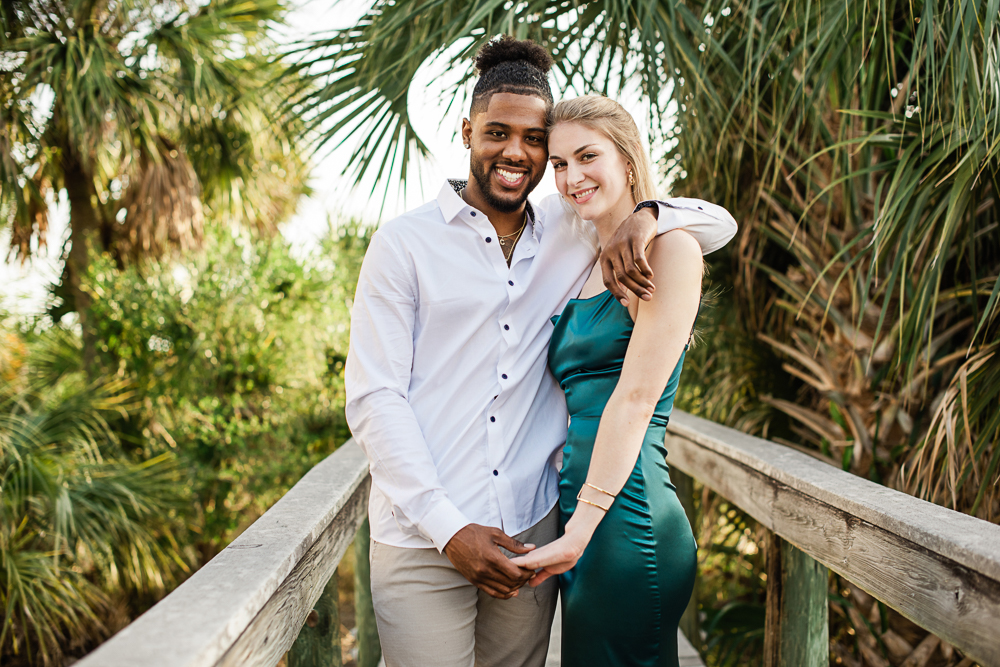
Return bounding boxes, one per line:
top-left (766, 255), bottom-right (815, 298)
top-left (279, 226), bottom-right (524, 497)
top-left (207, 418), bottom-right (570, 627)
top-left (345, 180), bottom-right (737, 552)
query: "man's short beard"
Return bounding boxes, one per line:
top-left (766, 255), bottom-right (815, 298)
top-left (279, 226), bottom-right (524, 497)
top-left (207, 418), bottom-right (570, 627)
top-left (470, 155), bottom-right (531, 213)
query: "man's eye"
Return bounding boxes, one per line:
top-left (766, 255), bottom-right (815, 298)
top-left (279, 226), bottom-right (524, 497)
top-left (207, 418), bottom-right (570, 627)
top-left (490, 131), bottom-right (505, 138)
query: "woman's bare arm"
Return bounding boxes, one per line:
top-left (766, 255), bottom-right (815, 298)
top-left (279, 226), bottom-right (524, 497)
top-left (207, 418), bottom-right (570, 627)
top-left (511, 229), bottom-right (703, 583)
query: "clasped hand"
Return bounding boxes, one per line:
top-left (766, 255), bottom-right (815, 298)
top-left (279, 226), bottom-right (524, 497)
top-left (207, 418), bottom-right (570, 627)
top-left (509, 530), bottom-right (589, 588)
top-left (443, 524), bottom-right (537, 599)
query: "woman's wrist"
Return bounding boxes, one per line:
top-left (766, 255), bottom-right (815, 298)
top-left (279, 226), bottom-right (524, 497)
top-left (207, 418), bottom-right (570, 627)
top-left (567, 502), bottom-right (605, 540)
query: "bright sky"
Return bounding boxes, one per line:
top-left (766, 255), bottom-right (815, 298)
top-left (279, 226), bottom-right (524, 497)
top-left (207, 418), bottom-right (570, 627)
top-left (1, 1), bottom-right (664, 316)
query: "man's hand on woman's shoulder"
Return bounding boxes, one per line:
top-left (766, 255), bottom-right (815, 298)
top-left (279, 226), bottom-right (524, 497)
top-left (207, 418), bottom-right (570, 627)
top-left (599, 206), bottom-right (659, 307)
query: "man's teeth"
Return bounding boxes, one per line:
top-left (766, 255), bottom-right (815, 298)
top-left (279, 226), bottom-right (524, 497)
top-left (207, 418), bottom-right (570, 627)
top-left (573, 188), bottom-right (597, 199)
top-left (496, 168), bottom-right (524, 184)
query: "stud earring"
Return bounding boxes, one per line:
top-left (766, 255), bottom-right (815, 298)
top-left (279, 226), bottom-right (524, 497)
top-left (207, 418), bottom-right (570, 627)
top-left (464, 143), bottom-right (470, 149)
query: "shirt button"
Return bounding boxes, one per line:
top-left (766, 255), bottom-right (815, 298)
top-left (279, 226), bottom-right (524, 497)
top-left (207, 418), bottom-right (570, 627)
top-left (486, 237), bottom-right (492, 243)
top-left (490, 416), bottom-right (496, 422)
top-left (504, 324), bottom-right (509, 330)
top-left (471, 211), bottom-right (477, 216)
top-left (501, 374), bottom-right (508, 379)
top-left (493, 470), bottom-right (498, 476)
top-left (508, 280), bottom-right (514, 286)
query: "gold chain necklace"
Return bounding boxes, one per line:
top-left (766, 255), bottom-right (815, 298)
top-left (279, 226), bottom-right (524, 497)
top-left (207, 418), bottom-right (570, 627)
top-left (498, 213), bottom-right (527, 262)
top-left (459, 189), bottom-right (528, 265)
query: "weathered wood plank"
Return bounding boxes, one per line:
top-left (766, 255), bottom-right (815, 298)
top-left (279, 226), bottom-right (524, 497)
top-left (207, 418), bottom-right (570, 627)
top-left (672, 467), bottom-right (701, 647)
top-left (665, 411), bottom-right (1000, 666)
top-left (763, 533), bottom-right (829, 667)
top-left (288, 568), bottom-right (341, 667)
top-left (221, 483), bottom-right (365, 667)
top-left (76, 440), bottom-right (370, 667)
top-left (354, 519), bottom-right (382, 667)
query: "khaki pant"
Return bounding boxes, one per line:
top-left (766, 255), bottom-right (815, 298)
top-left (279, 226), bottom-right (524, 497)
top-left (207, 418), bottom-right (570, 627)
top-left (370, 507), bottom-right (559, 667)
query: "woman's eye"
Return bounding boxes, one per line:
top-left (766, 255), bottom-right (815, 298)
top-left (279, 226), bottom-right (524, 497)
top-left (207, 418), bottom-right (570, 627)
top-left (581, 153), bottom-right (597, 161)
top-left (551, 161), bottom-right (566, 169)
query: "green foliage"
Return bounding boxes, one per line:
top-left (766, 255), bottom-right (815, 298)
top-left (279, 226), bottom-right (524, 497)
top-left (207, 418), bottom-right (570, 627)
top-left (0, 223), bottom-right (371, 664)
top-left (84, 224), bottom-right (371, 556)
top-left (0, 329), bottom-right (183, 664)
top-left (1, 0), bottom-right (308, 260)
top-left (692, 494), bottom-right (768, 667)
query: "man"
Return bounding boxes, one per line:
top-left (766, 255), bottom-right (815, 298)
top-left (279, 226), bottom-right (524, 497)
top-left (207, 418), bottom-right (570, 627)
top-left (345, 36), bottom-right (736, 667)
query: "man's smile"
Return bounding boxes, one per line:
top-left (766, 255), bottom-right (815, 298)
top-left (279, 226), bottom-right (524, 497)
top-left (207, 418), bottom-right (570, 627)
top-left (494, 166), bottom-right (528, 188)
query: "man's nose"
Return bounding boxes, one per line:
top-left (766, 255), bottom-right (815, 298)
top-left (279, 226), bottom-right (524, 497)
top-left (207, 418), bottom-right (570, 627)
top-left (502, 137), bottom-right (527, 161)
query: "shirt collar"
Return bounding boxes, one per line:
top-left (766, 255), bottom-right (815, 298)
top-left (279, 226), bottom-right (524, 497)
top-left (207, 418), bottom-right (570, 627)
top-left (437, 179), bottom-right (542, 234)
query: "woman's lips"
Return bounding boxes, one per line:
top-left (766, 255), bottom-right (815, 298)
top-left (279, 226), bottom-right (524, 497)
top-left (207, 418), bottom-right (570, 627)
top-left (571, 187), bottom-right (597, 204)
top-left (495, 166), bottom-right (527, 188)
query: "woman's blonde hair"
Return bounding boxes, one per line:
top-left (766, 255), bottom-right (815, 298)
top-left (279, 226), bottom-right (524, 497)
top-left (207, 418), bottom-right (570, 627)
top-left (549, 96), bottom-right (657, 204)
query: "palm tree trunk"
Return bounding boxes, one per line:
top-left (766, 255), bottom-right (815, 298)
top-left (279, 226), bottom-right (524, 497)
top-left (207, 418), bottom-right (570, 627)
top-left (63, 155), bottom-right (100, 373)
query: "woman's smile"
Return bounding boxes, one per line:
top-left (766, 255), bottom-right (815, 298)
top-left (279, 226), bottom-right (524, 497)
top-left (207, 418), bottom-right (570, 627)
top-left (570, 187), bottom-right (598, 204)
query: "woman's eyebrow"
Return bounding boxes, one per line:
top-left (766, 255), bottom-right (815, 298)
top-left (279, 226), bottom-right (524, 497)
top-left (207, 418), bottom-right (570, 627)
top-left (550, 143), bottom-right (598, 161)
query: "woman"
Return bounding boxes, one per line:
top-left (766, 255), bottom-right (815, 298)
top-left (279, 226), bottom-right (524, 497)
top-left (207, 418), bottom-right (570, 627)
top-left (510, 96), bottom-right (703, 667)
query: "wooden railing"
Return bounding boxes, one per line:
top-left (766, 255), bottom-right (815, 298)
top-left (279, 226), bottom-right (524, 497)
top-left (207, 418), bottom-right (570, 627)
top-left (666, 411), bottom-right (1000, 667)
top-left (76, 413), bottom-right (1000, 666)
top-left (76, 441), bottom-right (378, 667)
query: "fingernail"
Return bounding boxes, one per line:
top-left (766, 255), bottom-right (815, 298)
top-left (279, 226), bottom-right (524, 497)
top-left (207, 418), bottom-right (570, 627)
top-left (620, 299), bottom-right (629, 307)
top-left (524, 543), bottom-right (536, 549)
top-left (642, 293), bottom-right (652, 301)
top-left (513, 591), bottom-right (519, 597)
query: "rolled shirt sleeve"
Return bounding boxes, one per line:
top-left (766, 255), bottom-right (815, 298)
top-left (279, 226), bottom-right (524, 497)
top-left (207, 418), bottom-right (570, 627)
top-left (639, 197), bottom-right (738, 255)
top-left (345, 231), bottom-right (471, 552)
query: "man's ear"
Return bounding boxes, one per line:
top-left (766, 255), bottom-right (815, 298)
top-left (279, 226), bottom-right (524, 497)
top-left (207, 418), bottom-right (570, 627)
top-left (461, 118), bottom-right (472, 148)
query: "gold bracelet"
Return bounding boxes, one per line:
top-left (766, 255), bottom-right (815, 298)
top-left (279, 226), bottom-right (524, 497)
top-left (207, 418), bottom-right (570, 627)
top-left (585, 482), bottom-right (617, 498)
top-left (576, 489), bottom-right (612, 512)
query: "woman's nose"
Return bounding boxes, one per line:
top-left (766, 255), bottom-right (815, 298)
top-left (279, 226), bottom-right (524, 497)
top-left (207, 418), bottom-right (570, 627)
top-left (566, 163), bottom-right (584, 185)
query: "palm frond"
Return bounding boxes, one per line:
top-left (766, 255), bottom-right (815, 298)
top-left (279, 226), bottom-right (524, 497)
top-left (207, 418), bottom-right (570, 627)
top-left (285, 0), bottom-right (712, 196)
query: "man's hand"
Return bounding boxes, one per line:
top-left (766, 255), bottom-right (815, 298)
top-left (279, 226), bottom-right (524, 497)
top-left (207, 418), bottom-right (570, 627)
top-left (599, 206), bottom-right (658, 307)
top-left (443, 524), bottom-right (536, 599)
top-left (510, 531), bottom-right (587, 588)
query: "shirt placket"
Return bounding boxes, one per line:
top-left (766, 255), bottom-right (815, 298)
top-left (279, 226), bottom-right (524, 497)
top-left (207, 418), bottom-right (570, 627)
top-left (469, 211), bottom-right (540, 532)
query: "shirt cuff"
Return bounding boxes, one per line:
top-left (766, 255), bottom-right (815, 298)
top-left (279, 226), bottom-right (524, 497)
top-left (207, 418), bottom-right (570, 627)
top-left (420, 500), bottom-right (472, 553)
top-left (636, 199), bottom-right (738, 256)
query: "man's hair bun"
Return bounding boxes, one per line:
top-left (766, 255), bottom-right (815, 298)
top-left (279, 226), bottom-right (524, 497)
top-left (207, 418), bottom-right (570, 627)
top-left (474, 35), bottom-right (553, 75)
top-left (469, 36), bottom-right (555, 114)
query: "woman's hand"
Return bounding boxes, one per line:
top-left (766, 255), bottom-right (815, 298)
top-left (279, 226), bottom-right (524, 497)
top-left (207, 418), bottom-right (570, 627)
top-left (509, 529), bottom-right (590, 587)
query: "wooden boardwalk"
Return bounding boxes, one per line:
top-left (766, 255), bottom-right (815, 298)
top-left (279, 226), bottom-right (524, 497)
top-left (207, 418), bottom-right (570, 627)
top-left (372, 598), bottom-right (705, 667)
top-left (544, 599), bottom-right (705, 667)
top-left (78, 422), bottom-right (1000, 667)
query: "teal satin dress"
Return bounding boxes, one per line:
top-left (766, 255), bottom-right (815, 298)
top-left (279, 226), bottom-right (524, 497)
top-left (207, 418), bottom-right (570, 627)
top-left (549, 290), bottom-right (698, 667)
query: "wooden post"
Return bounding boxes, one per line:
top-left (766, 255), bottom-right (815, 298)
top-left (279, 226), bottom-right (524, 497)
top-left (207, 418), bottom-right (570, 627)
top-left (672, 468), bottom-right (701, 646)
top-left (764, 532), bottom-right (829, 667)
top-left (289, 569), bottom-right (341, 667)
top-left (354, 518), bottom-right (382, 667)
